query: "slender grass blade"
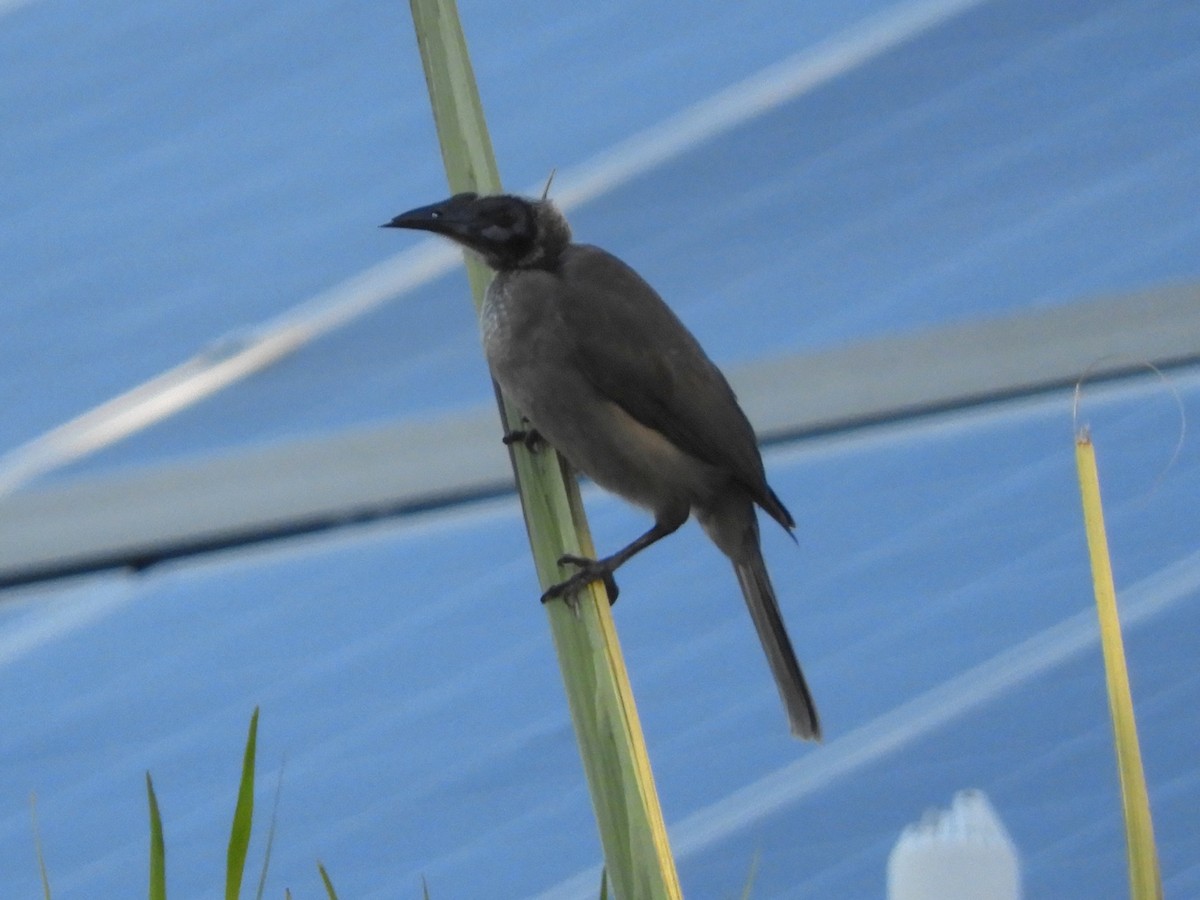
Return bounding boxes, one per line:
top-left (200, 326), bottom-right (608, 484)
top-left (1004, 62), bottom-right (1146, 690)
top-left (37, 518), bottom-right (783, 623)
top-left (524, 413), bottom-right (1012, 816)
top-left (317, 861), bottom-right (339, 900)
top-left (1075, 432), bottom-right (1162, 899)
top-left (146, 774), bottom-right (167, 900)
top-left (225, 708), bottom-right (259, 900)
top-left (30, 794), bottom-right (52, 900)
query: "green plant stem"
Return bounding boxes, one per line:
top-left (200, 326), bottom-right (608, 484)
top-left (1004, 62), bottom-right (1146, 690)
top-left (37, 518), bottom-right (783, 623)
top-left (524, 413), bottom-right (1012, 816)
top-left (405, 2), bottom-right (681, 896)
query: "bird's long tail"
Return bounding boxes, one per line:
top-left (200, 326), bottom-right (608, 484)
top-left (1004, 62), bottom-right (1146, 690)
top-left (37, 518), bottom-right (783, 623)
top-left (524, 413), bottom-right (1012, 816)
top-left (733, 548), bottom-right (822, 740)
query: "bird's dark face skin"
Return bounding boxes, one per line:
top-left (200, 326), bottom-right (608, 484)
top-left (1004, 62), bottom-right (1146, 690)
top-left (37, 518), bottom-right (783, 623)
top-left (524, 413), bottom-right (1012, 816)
top-left (383, 192), bottom-right (553, 271)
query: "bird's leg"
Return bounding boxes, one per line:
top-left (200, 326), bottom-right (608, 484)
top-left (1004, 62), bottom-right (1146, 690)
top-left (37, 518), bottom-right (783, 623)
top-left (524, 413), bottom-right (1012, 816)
top-left (541, 518), bottom-right (683, 604)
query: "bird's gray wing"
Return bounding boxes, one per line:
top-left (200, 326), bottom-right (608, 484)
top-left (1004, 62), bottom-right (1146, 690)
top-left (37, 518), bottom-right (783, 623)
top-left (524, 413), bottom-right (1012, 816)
top-left (557, 245), bottom-right (792, 527)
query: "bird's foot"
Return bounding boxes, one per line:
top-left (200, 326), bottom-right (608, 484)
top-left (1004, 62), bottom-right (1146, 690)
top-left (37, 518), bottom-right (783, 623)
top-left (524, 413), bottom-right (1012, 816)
top-left (502, 428), bottom-right (544, 451)
top-left (541, 554), bottom-right (620, 606)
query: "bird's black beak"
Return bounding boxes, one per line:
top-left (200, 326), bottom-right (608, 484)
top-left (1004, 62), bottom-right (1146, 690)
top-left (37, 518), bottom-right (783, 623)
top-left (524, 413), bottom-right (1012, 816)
top-left (380, 194), bottom-right (477, 237)
top-left (380, 201), bottom-right (441, 232)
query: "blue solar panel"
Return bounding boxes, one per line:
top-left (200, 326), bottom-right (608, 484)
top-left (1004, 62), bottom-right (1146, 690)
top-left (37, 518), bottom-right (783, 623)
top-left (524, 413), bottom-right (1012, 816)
top-left (1, 371), bottom-right (1195, 896)
top-left (5, 0), bottom-right (1200, 473)
top-left (2, 0), bottom-right (1198, 895)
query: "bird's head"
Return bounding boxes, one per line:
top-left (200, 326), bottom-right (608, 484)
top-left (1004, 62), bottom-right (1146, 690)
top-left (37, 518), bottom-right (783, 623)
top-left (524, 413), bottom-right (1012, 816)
top-left (382, 192), bottom-right (571, 271)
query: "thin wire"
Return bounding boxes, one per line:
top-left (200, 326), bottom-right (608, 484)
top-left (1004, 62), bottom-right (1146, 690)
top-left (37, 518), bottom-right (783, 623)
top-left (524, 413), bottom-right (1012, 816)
top-left (1072, 356), bottom-right (1187, 496)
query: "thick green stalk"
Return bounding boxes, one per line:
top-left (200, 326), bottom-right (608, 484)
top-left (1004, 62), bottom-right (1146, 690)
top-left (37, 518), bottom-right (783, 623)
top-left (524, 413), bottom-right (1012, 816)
top-left (405, 2), bottom-right (681, 896)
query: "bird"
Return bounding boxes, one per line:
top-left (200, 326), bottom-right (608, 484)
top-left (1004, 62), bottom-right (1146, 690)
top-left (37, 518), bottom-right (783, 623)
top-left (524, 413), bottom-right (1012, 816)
top-left (383, 192), bottom-right (821, 740)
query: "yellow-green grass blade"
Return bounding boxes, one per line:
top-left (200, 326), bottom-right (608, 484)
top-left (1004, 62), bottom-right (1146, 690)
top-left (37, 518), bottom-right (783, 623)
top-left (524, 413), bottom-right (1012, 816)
top-left (317, 861), bottom-right (339, 900)
top-left (405, 1), bottom-right (681, 896)
top-left (1075, 431), bottom-right (1162, 900)
top-left (30, 794), bottom-right (52, 900)
top-left (225, 708), bottom-right (259, 900)
top-left (739, 850), bottom-right (761, 900)
top-left (146, 774), bottom-right (167, 900)
top-left (252, 759), bottom-right (284, 900)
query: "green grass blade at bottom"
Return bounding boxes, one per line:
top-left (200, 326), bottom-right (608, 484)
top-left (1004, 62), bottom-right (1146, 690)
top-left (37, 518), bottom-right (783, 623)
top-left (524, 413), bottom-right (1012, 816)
top-left (225, 708), bottom-right (259, 900)
top-left (30, 794), bottom-right (53, 900)
top-left (253, 758), bottom-right (285, 900)
top-left (317, 862), bottom-right (339, 900)
top-left (146, 774), bottom-right (167, 900)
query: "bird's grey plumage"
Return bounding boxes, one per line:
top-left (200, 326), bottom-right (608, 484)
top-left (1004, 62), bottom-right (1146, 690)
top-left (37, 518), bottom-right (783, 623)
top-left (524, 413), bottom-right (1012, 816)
top-left (383, 192), bottom-right (821, 740)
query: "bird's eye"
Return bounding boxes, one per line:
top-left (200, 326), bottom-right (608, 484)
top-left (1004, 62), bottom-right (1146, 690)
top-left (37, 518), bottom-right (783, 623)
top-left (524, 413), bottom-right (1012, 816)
top-left (431, 210), bottom-right (442, 219)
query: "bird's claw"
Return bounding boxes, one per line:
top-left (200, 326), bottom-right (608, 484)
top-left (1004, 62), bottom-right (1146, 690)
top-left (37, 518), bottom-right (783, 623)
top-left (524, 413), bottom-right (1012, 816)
top-left (541, 554), bottom-right (620, 605)
top-left (502, 428), bottom-right (544, 451)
